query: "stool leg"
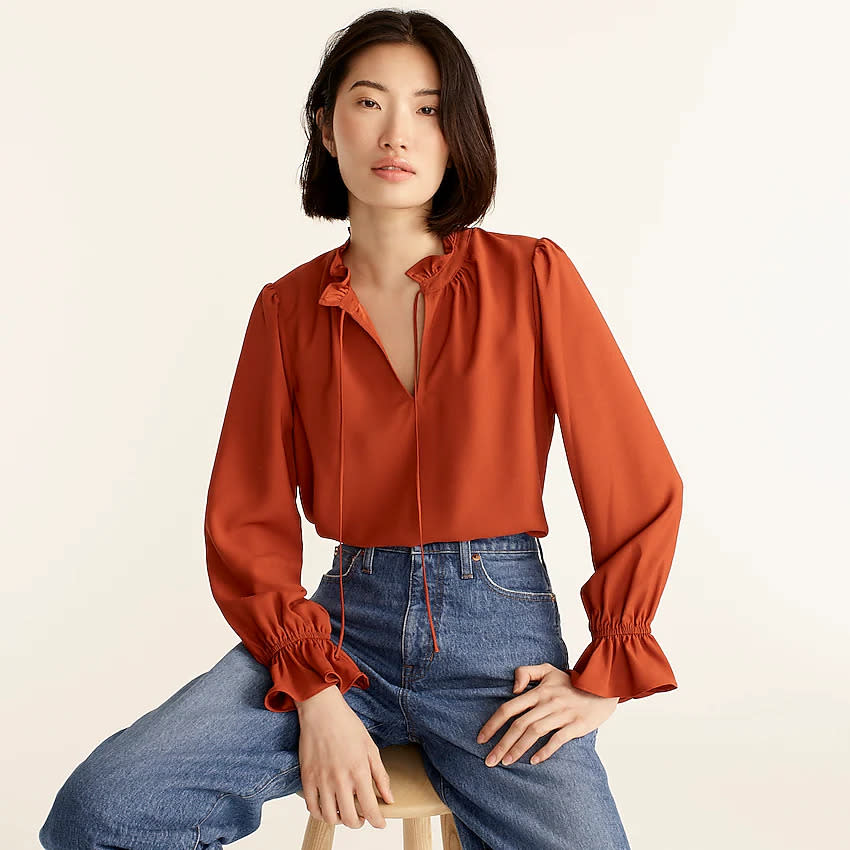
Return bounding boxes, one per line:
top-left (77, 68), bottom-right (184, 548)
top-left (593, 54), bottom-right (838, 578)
top-left (301, 813), bottom-right (335, 850)
top-left (403, 815), bottom-right (432, 849)
top-left (440, 812), bottom-right (463, 850)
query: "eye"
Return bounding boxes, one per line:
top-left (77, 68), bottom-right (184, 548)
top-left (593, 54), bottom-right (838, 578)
top-left (355, 98), bottom-right (440, 116)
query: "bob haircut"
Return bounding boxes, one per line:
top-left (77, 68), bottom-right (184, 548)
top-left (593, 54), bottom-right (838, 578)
top-left (300, 7), bottom-right (498, 239)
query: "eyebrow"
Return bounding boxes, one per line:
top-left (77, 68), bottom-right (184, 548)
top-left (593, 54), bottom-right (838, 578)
top-left (347, 79), bottom-right (441, 97)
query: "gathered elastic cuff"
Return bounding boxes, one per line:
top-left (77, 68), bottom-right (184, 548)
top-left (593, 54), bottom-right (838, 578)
top-left (568, 629), bottom-right (677, 703)
top-left (263, 635), bottom-right (370, 713)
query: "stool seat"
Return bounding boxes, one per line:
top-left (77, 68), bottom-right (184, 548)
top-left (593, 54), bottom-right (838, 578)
top-left (296, 743), bottom-right (462, 848)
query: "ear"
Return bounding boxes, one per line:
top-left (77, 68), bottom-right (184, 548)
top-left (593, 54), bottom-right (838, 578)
top-left (315, 107), bottom-right (336, 158)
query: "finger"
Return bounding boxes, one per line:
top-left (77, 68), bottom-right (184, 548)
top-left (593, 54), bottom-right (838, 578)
top-left (303, 784), bottom-right (323, 823)
top-left (369, 747), bottom-right (395, 805)
top-left (531, 725), bottom-right (581, 764)
top-left (485, 706), bottom-right (558, 766)
top-left (477, 691), bottom-right (538, 743)
top-left (337, 788), bottom-right (363, 829)
top-left (513, 667), bottom-right (531, 693)
top-left (318, 785), bottom-right (342, 825)
top-left (355, 770), bottom-right (387, 830)
top-left (514, 663), bottom-right (550, 692)
top-left (485, 724), bottom-right (535, 766)
top-left (501, 718), bottom-right (562, 765)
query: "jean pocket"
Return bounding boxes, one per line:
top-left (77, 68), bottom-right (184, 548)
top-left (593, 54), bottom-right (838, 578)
top-left (474, 550), bottom-right (554, 599)
top-left (320, 545), bottom-right (364, 583)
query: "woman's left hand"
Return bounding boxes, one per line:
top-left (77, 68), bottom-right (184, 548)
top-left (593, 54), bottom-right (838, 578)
top-left (476, 663), bottom-right (618, 766)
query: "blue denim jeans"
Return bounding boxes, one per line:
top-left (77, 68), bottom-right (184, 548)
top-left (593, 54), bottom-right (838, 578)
top-left (39, 532), bottom-right (631, 850)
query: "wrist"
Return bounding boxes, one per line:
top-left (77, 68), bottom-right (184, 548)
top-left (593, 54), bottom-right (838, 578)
top-left (294, 683), bottom-right (341, 712)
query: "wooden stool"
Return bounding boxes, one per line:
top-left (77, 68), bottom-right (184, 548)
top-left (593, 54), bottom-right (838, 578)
top-left (296, 743), bottom-right (462, 849)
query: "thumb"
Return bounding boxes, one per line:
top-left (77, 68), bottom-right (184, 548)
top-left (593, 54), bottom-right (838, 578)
top-left (513, 664), bottom-right (546, 692)
top-left (370, 749), bottom-right (395, 804)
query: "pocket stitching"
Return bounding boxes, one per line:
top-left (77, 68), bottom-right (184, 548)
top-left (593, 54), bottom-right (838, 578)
top-left (320, 547), bottom-right (364, 582)
top-left (475, 553), bottom-right (555, 600)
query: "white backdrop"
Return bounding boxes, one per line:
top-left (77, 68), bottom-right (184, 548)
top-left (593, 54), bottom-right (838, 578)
top-left (3, 1), bottom-right (848, 848)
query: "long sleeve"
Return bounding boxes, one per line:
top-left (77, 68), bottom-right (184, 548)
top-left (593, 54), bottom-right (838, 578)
top-left (531, 237), bottom-right (683, 703)
top-left (203, 282), bottom-right (369, 712)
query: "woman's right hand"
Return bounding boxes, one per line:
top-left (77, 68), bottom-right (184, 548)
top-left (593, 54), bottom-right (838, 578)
top-left (295, 684), bottom-right (395, 830)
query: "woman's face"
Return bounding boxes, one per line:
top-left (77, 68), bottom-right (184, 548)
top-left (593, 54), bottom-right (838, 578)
top-left (318, 42), bottom-right (451, 215)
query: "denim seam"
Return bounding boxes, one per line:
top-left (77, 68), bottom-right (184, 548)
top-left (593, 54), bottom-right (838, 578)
top-left (437, 777), bottom-right (487, 850)
top-left (47, 806), bottom-right (200, 850)
top-left (190, 762), bottom-right (300, 850)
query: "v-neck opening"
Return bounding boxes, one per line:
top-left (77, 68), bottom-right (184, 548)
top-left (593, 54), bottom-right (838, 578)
top-left (351, 286), bottom-right (425, 402)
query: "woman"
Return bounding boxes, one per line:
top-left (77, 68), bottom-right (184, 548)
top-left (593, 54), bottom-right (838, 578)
top-left (40, 9), bottom-right (682, 850)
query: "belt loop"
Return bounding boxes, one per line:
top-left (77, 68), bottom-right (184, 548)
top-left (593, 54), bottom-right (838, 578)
top-left (362, 545), bottom-right (374, 574)
top-left (459, 538), bottom-right (473, 579)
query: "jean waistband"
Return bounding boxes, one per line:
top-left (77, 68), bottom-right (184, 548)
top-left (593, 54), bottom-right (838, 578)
top-left (341, 530), bottom-right (541, 555)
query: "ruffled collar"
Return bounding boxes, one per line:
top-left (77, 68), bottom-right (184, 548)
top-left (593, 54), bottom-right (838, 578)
top-left (318, 226), bottom-right (473, 307)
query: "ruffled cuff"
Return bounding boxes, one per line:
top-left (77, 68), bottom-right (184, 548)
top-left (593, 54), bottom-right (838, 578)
top-left (568, 627), bottom-right (677, 703)
top-left (263, 634), bottom-right (370, 713)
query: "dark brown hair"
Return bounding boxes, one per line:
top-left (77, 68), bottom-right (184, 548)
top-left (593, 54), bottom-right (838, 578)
top-left (299, 8), bottom-right (497, 238)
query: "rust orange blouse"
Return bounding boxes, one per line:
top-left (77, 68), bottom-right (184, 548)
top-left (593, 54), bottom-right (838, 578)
top-left (203, 226), bottom-right (683, 713)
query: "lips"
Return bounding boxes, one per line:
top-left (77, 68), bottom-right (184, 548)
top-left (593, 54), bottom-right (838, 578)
top-left (371, 165), bottom-right (415, 182)
top-left (371, 157), bottom-right (415, 173)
